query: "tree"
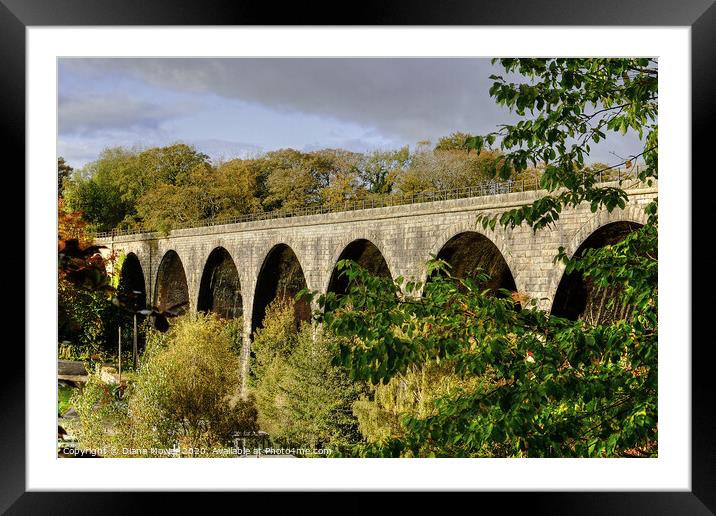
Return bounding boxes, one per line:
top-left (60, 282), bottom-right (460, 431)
top-left (358, 147), bottom-right (410, 194)
top-left (129, 313), bottom-right (254, 451)
top-left (251, 299), bottom-right (365, 451)
top-left (352, 360), bottom-right (486, 450)
top-left (134, 182), bottom-right (206, 233)
top-left (396, 136), bottom-right (505, 194)
top-left (433, 131), bottom-right (473, 152)
top-left (63, 144), bottom-right (212, 232)
top-left (57, 196), bottom-right (181, 359)
top-left (320, 169), bottom-right (366, 209)
top-left (212, 158), bottom-right (266, 216)
top-left (255, 149), bottom-right (316, 211)
top-left (467, 58), bottom-right (657, 231)
top-left (308, 58), bottom-right (658, 457)
top-left (62, 152), bottom-right (132, 232)
top-left (57, 200), bottom-right (119, 359)
top-left (57, 157), bottom-right (73, 197)
top-left (133, 157), bottom-right (268, 233)
top-left (314, 149), bottom-right (367, 208)
top-left (134, 143), bottom-right (211, 187)
top-left (310, 148), bottom-right (365, 188)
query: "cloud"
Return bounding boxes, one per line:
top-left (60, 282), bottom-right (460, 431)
top-left (186, 138), bottom-right (264, 161)
top-left (59, 58), bottom-right (645, 167)
top-left (301, 136), bottom-right (403, 155)
top-left (59, 93), bottom-right (190, 136)
top-left (58, 135), bottom-right (267, 170)
top-left (57, 139), bottom-right (105, 169)
top-left (60, 58), bottom-right (510, 143)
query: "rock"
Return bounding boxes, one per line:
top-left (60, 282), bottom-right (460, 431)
top-left (62, 407), bottom-right (79, 419)
top-left (58, 360), bottom-right (88, 376)
top-left (98, 365), bottom-right (119, 385)
top-left (58, 360), bottom-right (89, 383)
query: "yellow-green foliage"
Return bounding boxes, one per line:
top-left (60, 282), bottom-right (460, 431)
top-left (69, 313), bottom-right (257, 456)
top-left (69, 373), bottom-right (131, 454)
top-left (353, 361), bottom-right (486, 445)
top-left (251, 300), bottom-right (365, 451)
top-left (110, 252), bottom-right (126, 289)
top-left (130, 313), bottom-right (256, 451)
top-left (251, 298), bottom-right (299, 377)
top-left (396, 146), bottom-right (501, 194)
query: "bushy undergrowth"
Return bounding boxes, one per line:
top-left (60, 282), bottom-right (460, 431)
top-left (69, 313), bottom-right (257, 457)
top-left (352, 361), bottom-right (488, 447)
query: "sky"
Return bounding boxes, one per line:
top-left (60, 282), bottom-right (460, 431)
top-left (58, 58), bottom-right (643, 170)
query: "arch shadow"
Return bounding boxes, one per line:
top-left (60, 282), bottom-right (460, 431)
top-left (327, 238), bottom-right (392, 297)
top-left (251, 244), bottom-right (310, 335)
top-left (430, 231), bottom-right (518, 299)
top-left (551, 221), bottom-right (643, 322)
top-left (118, 252), bottom-right (147, 311)
top-left (197, 247), bottom-right (242, 319)
top-left (154, 250), bottom-right (190, 317)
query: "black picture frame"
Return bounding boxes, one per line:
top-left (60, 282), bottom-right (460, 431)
top-left (4, 0), bottom-right (713, 513)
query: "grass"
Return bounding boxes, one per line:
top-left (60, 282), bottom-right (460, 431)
top-left (57, 359), bottom-right (140, 418)
top-left (58, 384), bottom-right (75, 416)
top-left (117, 370), bottom-right (138, 382)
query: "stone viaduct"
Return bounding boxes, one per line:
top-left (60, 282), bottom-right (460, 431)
top-left (97, 181), bottom-right (657, 383)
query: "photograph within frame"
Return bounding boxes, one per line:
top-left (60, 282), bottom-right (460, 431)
top-left (28, 27), bottom-right (688, 492)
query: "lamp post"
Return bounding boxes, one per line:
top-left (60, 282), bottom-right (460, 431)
top-left (133, 312), bottom-right (139, 370)
top-left (117, 326), bottom-right (121, 383)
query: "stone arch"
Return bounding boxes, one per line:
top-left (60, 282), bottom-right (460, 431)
top-left (428, 230), bottom-right (518, 298)
top-left (427, 221), bottom-right (520, 292)
top-left (154, 249), bottom-right (190, 317)
top-left (326, 238), bottom-right (393, 297)
top-left (550, 208), bottom-right (647, 322)
top-left (252, 233), bottom-right (317, 291)
top-left (197, 246), bottom-right (242, 319)
top-left (251, 243), bottom-right (310, 335)
top-left (563, 205), bottom-right (649, 263)
top-left (117, 252), bottom-right (147, 310)
top-left (545, 206), bottom-right (649, 309)
top-left (323, 231), bottom-right (395, 295)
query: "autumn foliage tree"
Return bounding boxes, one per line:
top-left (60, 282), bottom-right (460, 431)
top-left (58, 200), bottom-right (118, 359)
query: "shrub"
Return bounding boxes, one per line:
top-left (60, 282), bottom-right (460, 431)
top-left (251, 299), bottom-right (365, 452)
top-left (129, 313), bottom-right (256, 452)
top-left (69, 313), bottom-right (257, 456)
top-left (352, 361), bottom-right (492, 455)
top-left (58, 278), bottom-right (120, 361)
top-left (68, 373), bottom-right (130, 455)
top-left (250, 298), bottom-right (299, 378)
